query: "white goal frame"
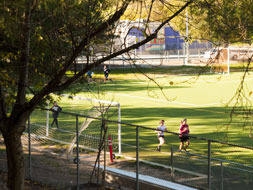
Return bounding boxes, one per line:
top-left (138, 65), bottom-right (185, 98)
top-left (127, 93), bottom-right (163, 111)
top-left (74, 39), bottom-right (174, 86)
top-left (46, 96), bottom-right (122, 155)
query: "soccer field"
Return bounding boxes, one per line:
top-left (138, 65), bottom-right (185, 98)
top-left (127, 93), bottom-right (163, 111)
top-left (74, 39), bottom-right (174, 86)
top-left (67, 67), bottom-right (253, 146)
top-left (28, 66), bottom-right (253, 189)
top-left (38, 66), bottom-right (250, 165)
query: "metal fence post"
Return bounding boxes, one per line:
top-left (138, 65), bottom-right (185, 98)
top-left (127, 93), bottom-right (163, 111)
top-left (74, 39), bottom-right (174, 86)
top-left (208, 140), bottom-right (211, 189)
top-left (76, 115), bottom-right (79, 190)
top-left (103, 119), bottom-right (107, 187)
top-left (220, 161), bottom-right (223, 190)
top-left (28, 116), bottom-right (31, 180)
top-left (170, 146), bottom-right (174, 180)
top-left (117, 103), bottom-right (122, 155)
top-left (46, 101), bottom-right (49, 136)
top-left (136, 126), bottom-right (139, 190)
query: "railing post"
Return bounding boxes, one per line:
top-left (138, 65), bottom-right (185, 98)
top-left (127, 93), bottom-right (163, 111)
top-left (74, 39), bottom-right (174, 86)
top-left (136, 126), bottom-right (139, 190)
top-left (76, 115), bottom-right (79, 190)
top-left (28, 116), bottom-right (31, 180)
top-left (46, 101), bottom-right (49, 136)
top-left (220, 161), bottom-right (223, 190)
top-left (117, 103), bottom-right (121, 155)
top-left (171, 146), bottom-right (174, 181)
top-left (208, 140), bottom-right (211, 189)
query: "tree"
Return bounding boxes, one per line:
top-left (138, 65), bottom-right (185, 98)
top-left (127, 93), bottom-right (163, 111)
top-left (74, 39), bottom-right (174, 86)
top-left (0, 0), bottom-right (193, 188)
top-left (188, 0), bottom-right (253, 45)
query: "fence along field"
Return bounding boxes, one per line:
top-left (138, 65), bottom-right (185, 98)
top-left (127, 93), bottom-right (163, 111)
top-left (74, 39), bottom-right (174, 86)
top-left (21, 106), bottom-right (253, 190)
top-left (24, 85), bottom-right (253, 189)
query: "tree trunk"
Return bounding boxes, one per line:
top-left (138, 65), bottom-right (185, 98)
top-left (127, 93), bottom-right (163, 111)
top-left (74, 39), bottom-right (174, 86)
top-left (2, 122), bottom-right (25, 190)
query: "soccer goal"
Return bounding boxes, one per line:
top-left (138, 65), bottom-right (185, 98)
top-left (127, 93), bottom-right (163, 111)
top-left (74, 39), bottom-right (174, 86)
top-left (45, 96), bottom-right (122, 155)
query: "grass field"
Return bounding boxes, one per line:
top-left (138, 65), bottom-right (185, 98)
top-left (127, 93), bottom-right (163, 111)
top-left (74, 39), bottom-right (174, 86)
top-left (35, 65), bottom-right (253, 161)
top-left (63, 66), bottom-right (253, 136)
top-left (28, 64), bottom-right (253, 189)
top-left (41, 65), bottom-right (251, 156)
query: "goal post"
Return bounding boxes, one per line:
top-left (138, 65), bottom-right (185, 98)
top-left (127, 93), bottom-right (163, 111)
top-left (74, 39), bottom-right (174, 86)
top-left (75, 96), bottom-right (122, 155)
top-left (46, 95), bottom-right (122, 155)
top-left (214, 46), bottom-right (253, 75)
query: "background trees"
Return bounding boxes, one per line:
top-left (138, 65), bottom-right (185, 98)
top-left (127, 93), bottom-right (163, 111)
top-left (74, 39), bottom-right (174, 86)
top-left (187, 0), bottom-right (253, 45)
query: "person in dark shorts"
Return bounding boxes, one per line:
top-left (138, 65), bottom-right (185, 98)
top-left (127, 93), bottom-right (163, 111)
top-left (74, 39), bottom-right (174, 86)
top-left (178, 118), bottom-right (190, 152)
top-left (103, 65), bottom-right (111, 82)
top-left (50, 101), bottom-right (62, 128)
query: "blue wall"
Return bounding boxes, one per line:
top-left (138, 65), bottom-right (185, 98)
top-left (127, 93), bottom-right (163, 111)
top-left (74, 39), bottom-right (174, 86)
top-left (128, 26), bottom-right (211, 51)
top-left (164, 27), bottom-right (184, 50)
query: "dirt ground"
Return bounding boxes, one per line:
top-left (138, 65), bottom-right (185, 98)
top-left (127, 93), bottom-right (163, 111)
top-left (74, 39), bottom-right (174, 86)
top-left (0, 136), bottom-right (196, 190)
top-left (0, 154), bottom-right (173, 190)
top-left (0, 138), bottom-right (176, 190)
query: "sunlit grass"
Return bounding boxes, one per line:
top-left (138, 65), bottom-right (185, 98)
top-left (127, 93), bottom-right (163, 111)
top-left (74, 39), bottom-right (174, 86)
top-left (31, 65), bottom-right (253, 166)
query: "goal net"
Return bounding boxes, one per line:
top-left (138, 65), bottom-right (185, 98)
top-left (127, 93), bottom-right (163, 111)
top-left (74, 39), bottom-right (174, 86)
top-left (44, 95), bottom-right (122, 156)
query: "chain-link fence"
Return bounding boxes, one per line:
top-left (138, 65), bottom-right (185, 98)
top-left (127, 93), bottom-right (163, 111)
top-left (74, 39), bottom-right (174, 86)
top-left (1, 108), bottom-right (253, 189)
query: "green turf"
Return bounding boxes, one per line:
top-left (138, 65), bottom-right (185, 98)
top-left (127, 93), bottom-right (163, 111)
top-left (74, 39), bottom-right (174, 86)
top-left (49, 65), bottom-right (253, 156)
top-left (29, 64), bottom-right (253, 189)
top-left (33, 65), bottom-right (253, 156)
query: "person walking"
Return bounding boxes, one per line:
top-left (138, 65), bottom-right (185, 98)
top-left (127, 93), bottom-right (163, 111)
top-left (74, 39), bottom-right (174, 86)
top-left (178, 118), bottom-right (190, 152)
top-left (103, 65), bottom-right (111, 82)
top-left (86, 70), bottom-right (94, 83)
top-left (50, 101), bottom-right (62, 128)
top-left (155, 120), bottom-right (167, 152)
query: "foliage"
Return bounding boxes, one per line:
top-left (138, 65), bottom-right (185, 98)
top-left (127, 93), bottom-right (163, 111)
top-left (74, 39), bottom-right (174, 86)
top-left (189, 0), bottom-right (253, 45)
top-left (0, 0), bottom-right (118, 107)
top-left (124, 0), bottom-right (253, 45)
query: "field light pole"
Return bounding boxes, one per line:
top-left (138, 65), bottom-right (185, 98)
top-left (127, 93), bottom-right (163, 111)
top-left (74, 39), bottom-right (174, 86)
top-left (184, 10), bottom-right (189, 65)
top-left (227, 47), bottom-right (230, 75)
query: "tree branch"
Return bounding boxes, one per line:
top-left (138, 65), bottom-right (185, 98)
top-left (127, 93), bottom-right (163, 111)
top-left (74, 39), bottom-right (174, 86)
top-left (29, 0), bottom-right (193, 106)
top-left (28, 1), bottom-right (131, 106)
top-left (55, 0), bottom-right (193, 90)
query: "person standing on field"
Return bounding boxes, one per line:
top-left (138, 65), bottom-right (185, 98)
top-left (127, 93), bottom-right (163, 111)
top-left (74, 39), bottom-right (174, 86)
top-left (86, 70), bottom-right (94, 83)
top-left (178, 118), bottom-right (190, 152)
top-left (50, 101), bottom-right (62, 128)
top-left (103, 65), bottom-right (111, 82)
top-left (155, 120), bottom-right (167, 152)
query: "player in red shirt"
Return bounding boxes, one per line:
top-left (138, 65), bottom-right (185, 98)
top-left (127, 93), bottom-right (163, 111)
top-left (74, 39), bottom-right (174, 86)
top-left (178, 118), bottom-right (190, 152)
